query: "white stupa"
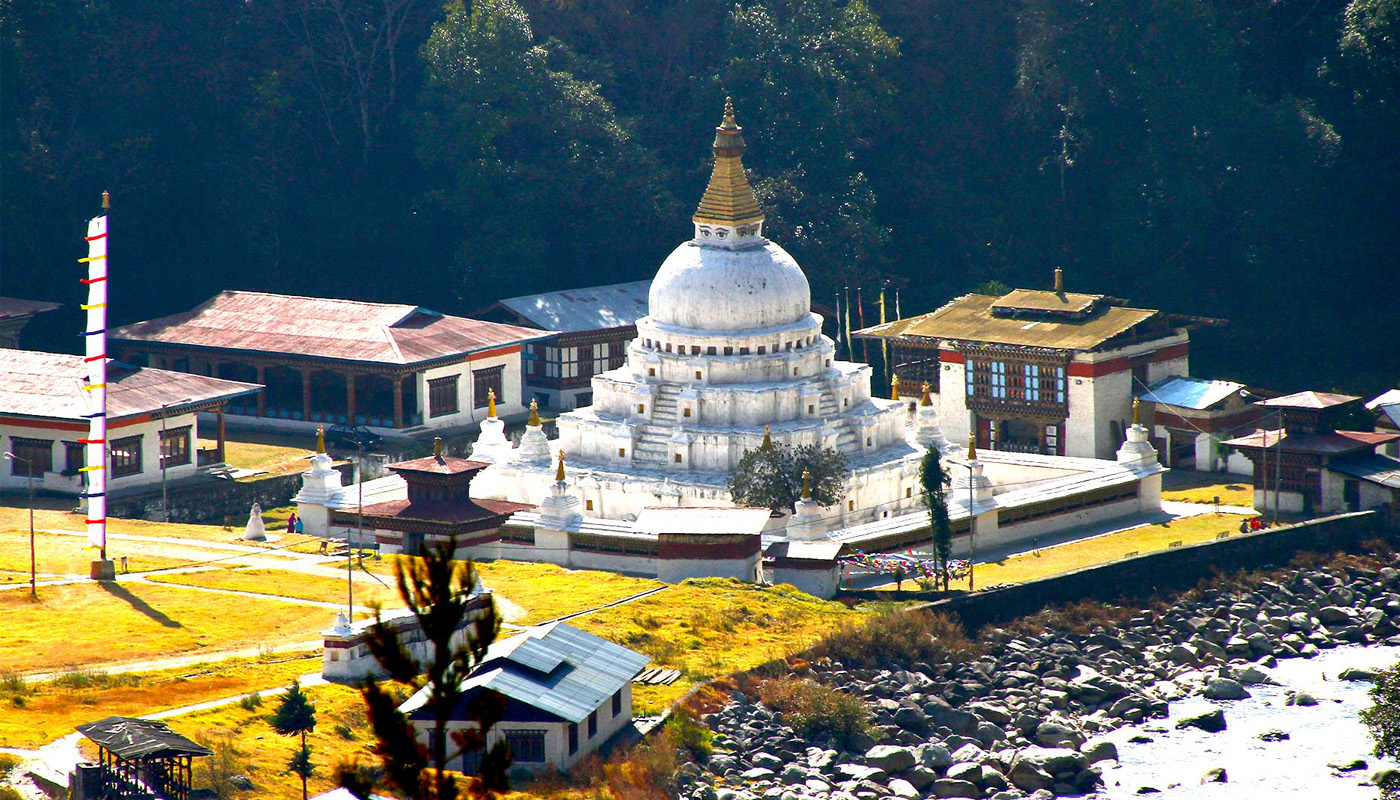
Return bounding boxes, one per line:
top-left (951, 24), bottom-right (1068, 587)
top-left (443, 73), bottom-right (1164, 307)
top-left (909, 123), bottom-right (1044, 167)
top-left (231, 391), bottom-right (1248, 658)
top-left (471, 99), bottom-right (923, 529)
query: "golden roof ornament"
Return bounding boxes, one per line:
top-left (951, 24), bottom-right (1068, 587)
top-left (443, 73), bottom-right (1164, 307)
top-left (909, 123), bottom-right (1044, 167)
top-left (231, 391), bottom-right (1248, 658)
top-left (487, 387), bottom-right (497, 419)
top-left (528, 398), bottom-right (541, 427)
top-left (315, 425), bottom-right (325, 454)
top-left (1054, 266), bottom-right (1065, 296)
top-left (693, 96), bottom-right (765, 228)
top-left (1132, 396), bottom-right (1140, 426)
top-left (802, 469), bottom-right (811, 500)
top-left (967, 424), bottom-right (977, 461)
top-left (433, 436), bottom-right (443, 459)
top-left (891, 372), bottom-right (900, 401)
top-left (555, 450), bottom-right (567, 483)
top-left (762, 424), bottom-right (773, 449)
top-left (920, 382), bottom-right (933, 407)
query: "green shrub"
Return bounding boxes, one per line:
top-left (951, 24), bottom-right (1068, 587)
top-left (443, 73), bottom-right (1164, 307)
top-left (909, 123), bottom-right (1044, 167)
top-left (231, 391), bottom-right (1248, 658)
top-left (51, 666), bottom-right (140, 690)
top-left (757, 678), bottom-right (872, 749)
top-left (812, 609), bottom-right (976, 669)
top-left (238, 692), bottom-right (263, 711)
top-left (665, 707), bottom-right (712, 761)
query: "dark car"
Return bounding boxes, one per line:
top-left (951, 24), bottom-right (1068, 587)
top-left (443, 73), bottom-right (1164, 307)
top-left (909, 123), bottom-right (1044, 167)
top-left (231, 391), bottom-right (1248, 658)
top-left (326, 424), bottom-right (382, 451)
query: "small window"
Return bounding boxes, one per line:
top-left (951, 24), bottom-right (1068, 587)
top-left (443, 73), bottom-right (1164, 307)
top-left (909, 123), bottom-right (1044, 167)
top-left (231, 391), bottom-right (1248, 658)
top-left (906, 487), bottom-right (913, 498)
top-left (648, 368), bottom-right (656, 376)
top-left (665, 343), bottom-right (672, 352)
top-left (866, 437), bottom-right (872, 447)
top-left (691, 346), bottom-right (701, 355)
top-left (826, 359), bottom-right (831, 367)
top-left (724, 347), bottom-right (733, 356)
top-left (586, 500), bottom-right (594, 511)
top-left (739, 347), bottom-right (749, 355)
top-left (793, 367), bottom-right (799, 376)
top-left (159, 425), bottom-right (192, 468)
top-left (707, 347), bottom-right (717, 355)
top-left (848, 500), bottom-right (854, 511)
top-left (588, 711), bottom-right (598, 738)
top-left (637, 403), bottom-right (645, 413)
top-left (695, 371), bottom-right (703, 380)
top-left (505, 730), bottom-right (547, 763)
top-left (618, 448), bottom-right (627, 457)
top-left (9, 437), bottom-right (53, 476)
top-left (758, 346), bottom-right (766, 354)
top-left (473, 366), bottom-right (504, 409)
top-left (110, 435), bottom-right (143, 478)
top-left (674, 453), bottom-right (683, 463)
top-left (807, 404), bottom-right (815, 414)
top-left (569, 723), bottom-right (579, 755)
top-left (843, 398), bottom-right (849, 407)
top-left (428, 375), bottom-right (459, 417)
top-left (612, 689), bottom-right (623, 717)
top-left (683, 408), bottom-right (691, 418)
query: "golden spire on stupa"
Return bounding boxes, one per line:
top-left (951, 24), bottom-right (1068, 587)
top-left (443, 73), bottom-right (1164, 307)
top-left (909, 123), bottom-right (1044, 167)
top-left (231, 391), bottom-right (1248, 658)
top-left (693, 97), bottom-right (764, 229)
top-left (555, 449), bottom-right (567, 483)
top-left (528, 398), bottom-right (541, 427)
top-left (487, 387), bottom-right (497, 419)
top-left (920, 382), bottom-right (933, 407)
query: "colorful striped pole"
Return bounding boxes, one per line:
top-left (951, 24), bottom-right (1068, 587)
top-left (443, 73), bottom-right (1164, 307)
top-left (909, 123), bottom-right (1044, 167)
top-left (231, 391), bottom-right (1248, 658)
top-left (81, 192), bottom-right (110, 565)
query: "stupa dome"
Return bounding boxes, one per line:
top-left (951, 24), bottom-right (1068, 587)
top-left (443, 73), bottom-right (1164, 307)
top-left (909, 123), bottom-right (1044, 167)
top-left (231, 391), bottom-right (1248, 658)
top-left (649, 239), bottom-right (810, 331)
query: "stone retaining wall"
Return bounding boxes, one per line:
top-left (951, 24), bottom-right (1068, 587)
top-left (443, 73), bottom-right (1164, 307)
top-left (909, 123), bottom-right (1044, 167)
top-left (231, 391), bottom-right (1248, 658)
top-left (109, 463), bottom-right (354, 524)
top-left (924, 511), bottom-right (1384, 633)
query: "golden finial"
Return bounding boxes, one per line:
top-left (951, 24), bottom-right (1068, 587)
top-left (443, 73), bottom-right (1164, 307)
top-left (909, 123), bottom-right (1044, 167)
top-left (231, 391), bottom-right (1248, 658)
top-left (555, 450), bottom-right (567, 483)
top-left (487, 387), bottom-right (497, 419)
top-left (1054, 266), bottom-right (1064, 295)
top-left (967, 423), bottom-right (977, 461)
top-left (315, 425), bottom-right (325, 454)
top-left (721, 96), bottom-right (738, 129)
top-left (694, 96), bottom-right (763, 228)
top-left (528, 397), bottom-right (541, 427)
top-left (920, 382), bottom-right (933, 407)
top-left (762, 424), bottom-right (773, 449)
top-left (1132, 396), bottom-right (1140, 426)
top-left (802, 469), bottom-right (811, 500)
top-left (101, 191), bottom-right (110, 211)
top-left (891, 372), bottom-right (900, 401)
top-left (433, 436), bottom-right (443, 459)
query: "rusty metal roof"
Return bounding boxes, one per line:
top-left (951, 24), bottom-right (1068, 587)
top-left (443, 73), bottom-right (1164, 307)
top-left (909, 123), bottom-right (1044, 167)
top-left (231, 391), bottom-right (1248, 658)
top-left (0, 297), bottom-right (60, 320)
top-left (0, 348), bottom-right (261, 422)
top-left (1222, 428), bottom-right (1400, 455)
top-left (110, 291), bottom-right (548, 365)
top-left (388, 454), bottom-right (490, 475)
top-left (1258, 390), bottom-right (1360, 409)
top-left (856, 293), bottom-right (1160, 351)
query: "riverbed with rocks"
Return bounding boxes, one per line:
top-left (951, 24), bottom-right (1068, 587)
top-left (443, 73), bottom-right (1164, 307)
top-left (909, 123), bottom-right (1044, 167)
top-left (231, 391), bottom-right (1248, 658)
top-left (678, 560), bottom-right (1400, 800)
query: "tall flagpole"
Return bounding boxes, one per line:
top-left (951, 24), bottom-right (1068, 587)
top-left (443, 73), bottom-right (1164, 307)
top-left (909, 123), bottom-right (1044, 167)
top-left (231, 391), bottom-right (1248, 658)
top-left (81, 192), bottom-right (113, 578)
top-left (878, 282), bottom-right (889, 390)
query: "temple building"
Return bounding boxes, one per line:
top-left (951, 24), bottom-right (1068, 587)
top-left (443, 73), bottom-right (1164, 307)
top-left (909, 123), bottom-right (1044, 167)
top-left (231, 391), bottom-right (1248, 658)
top-left (0, 297), bottom-right (59, 348)
top-left (494, 280), bottom-right (651, 411)
top-left (110, 291), bottom-right (547, 437)
top-left (470, 99), bottom-right (922, 526)
top-left (856, 273), bottom-right (1223, 459)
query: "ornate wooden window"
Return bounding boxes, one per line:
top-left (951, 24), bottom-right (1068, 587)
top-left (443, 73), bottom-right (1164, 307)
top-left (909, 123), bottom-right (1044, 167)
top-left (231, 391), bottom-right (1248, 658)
top-left (472, 366), bottom-right (504, 409)
top-left (111, 435), bottom-right (144, 478)
top-left (428, 376), bottom-right (459, 417)
top-left (8, 437), bottom-right (52, 476)
top-left (504, 730), bottom-right (547, 763)
top-left (159, 425), bottom-right (192, 468)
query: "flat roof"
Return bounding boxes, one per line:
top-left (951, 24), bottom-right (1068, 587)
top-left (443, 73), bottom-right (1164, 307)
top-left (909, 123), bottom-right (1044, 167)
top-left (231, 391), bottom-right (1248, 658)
top-left (110, 291), bottom-right (548, 366)
top-left (856, 293), bottom-right (1161, 351)
top-left (990, 289), bottom-right (1102, 316)
top-left (765, 540), bottom-right (844, 561)
top-left (0, 297), bottom-right (60, 321)
top-left (498, 280), bottom-right (652, 333)
top-left (1140, 376), bottom-right (1244, 410)
top-left (0, 348), bottom-right (261, 422)
top-left (634, 506), bottom-right (771, 536)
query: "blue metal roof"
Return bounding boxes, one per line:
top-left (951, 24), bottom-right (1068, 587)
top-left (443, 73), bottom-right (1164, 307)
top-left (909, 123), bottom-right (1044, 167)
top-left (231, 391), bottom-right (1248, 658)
top-left (499, 280), bottom-right (652, 333)
top-left (1139, 376), bottom-right (1243, 411)
top-left (401, 622), bottom-right (649, 724)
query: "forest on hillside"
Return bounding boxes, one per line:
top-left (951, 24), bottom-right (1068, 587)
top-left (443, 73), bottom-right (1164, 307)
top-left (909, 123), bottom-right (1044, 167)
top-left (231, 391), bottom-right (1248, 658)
top-left (3, 0), bottom-right (1397, 394)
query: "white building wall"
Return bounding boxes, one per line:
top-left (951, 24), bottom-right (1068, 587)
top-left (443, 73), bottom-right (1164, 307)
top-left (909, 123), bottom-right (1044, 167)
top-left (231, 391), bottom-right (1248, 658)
top-left (0, 412), bottom-right (203, 496)
top-left (657, 553), bottom-right (760, 584)
top-left (939, 361), bottom-right (970, 447)
top-left (770, 566), bottom-right (841, 600)
top-left (416, 351), bottom-right (525, 432)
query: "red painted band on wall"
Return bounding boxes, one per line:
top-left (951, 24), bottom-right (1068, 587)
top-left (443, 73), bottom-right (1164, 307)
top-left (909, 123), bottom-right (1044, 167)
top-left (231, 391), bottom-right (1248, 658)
top-left (1068, 341), bottom-right (1190, 378)
top-left (938, 350), bottom-right (965, 364)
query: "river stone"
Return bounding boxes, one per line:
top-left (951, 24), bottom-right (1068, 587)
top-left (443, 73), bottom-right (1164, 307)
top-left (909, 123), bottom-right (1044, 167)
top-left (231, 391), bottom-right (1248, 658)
top-left (1258, 729), bottom-right (1290, 742)
top-left (918, 743), bottom-right (955, 769)
top-left (929, 779), bottom-right (980, 798)
top-left (1082, 737), bottom-right (1119, 764)
top-left (1204, 678), bottom-right (1251, 700)
top-left (1287, 691), bottom-right (1320, 707)
top-left (779, 765), bottom-right (808, 785)
top-left (904, 765), bottom-right (938, 790)
top-left (804, 778), bottom-right (831, 794)
top-left (864, 745), bottom-right (916, 773)
top-left (835, 764), bottom-right (886, 783)
top-left (1371, 767), bottom-right (1400, 788)
top-left (1177, 707), bottom-right (1227, 732)
top-left (1201, 767), bottom-right (1228, 783)
top-left (741, 767), bottom-right (775, 781)
top-left (1016, 746), bottom-right (1086, 775)
top-left (1008, 761), bottom-right (1054, 792)
top-left (1329, 758), bottom-right (1368, 773)
top-left (1234, 665), bottom-right (1278, 685)
top-left (693, 784), bottom-right (719, 800)
top-left (928, 704), bottom-right (980, 736)
top-left (968, 702), bottom-right (1014, 726)
top-left (753, 753), bottom-right (784, 770)
top-left (1339, 666), bottom-right (1380, 682)
top-left (1317, 606), bottom-right (1354, 625)
top-left (894, 705), bottom-right (928, 732)
top-left (946, 762), bottom-right (982, 783)
top-left (1035, 720), bottom-right (1085, 748)
top-left (886, 778), bottom-right (920, 799)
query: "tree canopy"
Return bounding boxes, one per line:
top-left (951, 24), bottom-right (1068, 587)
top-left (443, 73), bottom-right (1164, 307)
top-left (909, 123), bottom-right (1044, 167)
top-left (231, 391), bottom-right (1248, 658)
top-left (729, 439), bottom-right (850, 514)
top-left (4, 0), bottom-right (1397, 393)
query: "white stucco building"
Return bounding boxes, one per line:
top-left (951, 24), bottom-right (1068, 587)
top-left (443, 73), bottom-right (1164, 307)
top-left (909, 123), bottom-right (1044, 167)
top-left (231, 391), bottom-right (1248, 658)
top-left (471, 100), bottom-right (922, 527)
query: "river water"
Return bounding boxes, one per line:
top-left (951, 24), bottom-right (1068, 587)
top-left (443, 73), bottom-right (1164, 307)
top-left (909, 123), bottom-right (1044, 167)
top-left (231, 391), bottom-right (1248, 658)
top-left (1094, 644), bottom-right (1400, 798)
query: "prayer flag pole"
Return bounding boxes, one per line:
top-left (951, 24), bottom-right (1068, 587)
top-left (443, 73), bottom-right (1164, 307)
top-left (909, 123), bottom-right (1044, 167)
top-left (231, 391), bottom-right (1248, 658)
top-left (82, 192), bottom-right (115, 580)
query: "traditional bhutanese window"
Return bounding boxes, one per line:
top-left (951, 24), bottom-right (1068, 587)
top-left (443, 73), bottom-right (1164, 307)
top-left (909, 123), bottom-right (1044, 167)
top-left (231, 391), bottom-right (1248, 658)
top-left (111, 435), bottom-right (144, 478)
top-left (966, 360), bottom-right (976, 396)
top-left (609, 340), bottom-right (627, 369)
top-left (505, 730), bottom-right (547, 763)
top-left (472, 366), bottom-right (504, 409)
top-left (560, 346), bottom-right (580, 378)
top-left (159, 425), bottom-right (192, 468)
top-left (1039, 365), bottom-right (1067, 404)
top-left (990, 361), bottom-right (1007, 399)
top-left (8, 437), bottom-right (52, 476)
top-left (612, 689), bottom-right (623, 717)
top-left (1025, 364), bottom-right (1040, 401)
top-left (428, 376), bottom-right (459, 417)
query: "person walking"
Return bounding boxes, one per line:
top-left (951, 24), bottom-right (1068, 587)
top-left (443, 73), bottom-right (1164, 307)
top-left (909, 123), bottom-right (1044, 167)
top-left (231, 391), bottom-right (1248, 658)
top-left (286, 512), bottom-right (299, 535)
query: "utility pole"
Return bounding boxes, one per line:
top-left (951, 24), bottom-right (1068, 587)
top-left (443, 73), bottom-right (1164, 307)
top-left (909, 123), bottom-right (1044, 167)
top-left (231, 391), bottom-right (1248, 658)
top-left (4, 452), bottom-right (36, 598)
top-left (1273, 411), bottom-right (1283, 524)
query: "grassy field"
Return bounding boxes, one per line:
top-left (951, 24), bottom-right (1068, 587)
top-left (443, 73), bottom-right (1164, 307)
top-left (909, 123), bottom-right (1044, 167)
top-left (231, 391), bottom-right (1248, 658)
top-left (0, 498), bottom-right (323, 550)
top-left (571, 578), bottom-right (861, 714)
top-left (0, 582), bottom-right (333, 673)
top-left (0, 530), bottom-right (190, 576)
top-left (0, 654), bottom-right (321, 749)
top-left (472, 560), bottom-right (662, 624)
top-left (200, 433), bottom-right (317, 476)
top-left (973, 513), bottom-right (1252, 586)
top-left (174, 681), bottom-right (378, 800)
top-left (147, 567), bottom-right (404, 609)
top-left (1161, 471), bottom-right (1255, 506)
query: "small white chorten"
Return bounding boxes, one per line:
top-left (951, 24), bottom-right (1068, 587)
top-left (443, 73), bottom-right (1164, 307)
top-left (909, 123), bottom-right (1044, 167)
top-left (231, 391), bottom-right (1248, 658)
top-left (516, 398), bottom-right (552, 464)
top-left (951, 434), bottom-right (994, 510)
top-left (471, 389), bottom-right (513, 464)
top-left (244, 501), bottom-right (267, 541)
top-left (786, 469), bottom-right (828, 541)
top-left (537, 451), bottom-right (583, 530)
top-left (1117, 398), bottom-right (1160, 467)
top-left (914, 381), bottom-right (950, 451)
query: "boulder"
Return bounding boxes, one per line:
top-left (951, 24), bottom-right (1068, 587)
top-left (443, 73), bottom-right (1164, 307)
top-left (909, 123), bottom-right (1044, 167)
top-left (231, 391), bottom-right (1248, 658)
top-left (885, 778), bottom-right (920, 799)
top-left (1317, 606), bottom-right (1354, 625)
top-left (903, 765), bottom-right (939, 790)
top-left (894, 705), bottom-right (929, 732)
top-left (1082, 737), bottom-right (1119, 764)
top-left (1371, 767), bottom-right (1400, 789)
top-left (740, 767), bottom-right (775, 781)
top-left (968, 702), bottom-right (1014, 726)
top-left (1258, 729), bottom-right (1290, 742)
top-left (1329, 758), bottom-right (1368, 773)
top-left (1015, 746), bottom-right (1087, 775)
top-left (1008, 762), bottom-right (1054, 792)
top-left (834, 764), bottom-right (886, 783)
top-left (1287, 691), bottom-right (1320, 707)
top-left (1035, 720), bottom-right (1085, 748)
top-left (1203, 678), bottom-right (1251, 700)
top-left (864, 745), bottom-right (916, 773)
top-left (1176, 707), bottom-right (1227, 733)
top-left (779, 765), bottom-right (808, 785)
top-left (927, 704), bottom-right (980, 736)
top-left (945, 762), bottom-right (982, 783)
top-left (753, 753), bottom-right (784, 770)
top-left (229, 775), bottom-right (254, 791)
top-left (1201, 767), bottom-right (1228, 783)
top-left (950, 743), bottom-right (985, 764)
top-left (918, 743), bottom-right (954, 769)
top-left (929, 778), bottom-right (981, 798)
top-left (1233, 665), bottom-right (1278, 685)
top-left (1339, 666), bottom-right (1380, 682)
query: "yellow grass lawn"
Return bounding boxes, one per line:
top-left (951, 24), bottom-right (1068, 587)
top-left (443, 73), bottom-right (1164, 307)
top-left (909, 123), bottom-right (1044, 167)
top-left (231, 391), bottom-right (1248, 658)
top-left (0, 654), bottom-right (320, 749)
top-left (147, 567), bottom-right (404, 609)
top-left (974, 513), bottom-right (1252, 586)
top-left (570, 578), bottom-right (861, 714)
top-left (0, 582), bottom-right (332, 673)
top-left (472, 560), bottom-right (662, 624)
top-left (1161, 472), bottom-right (1255, 506)
top-left (175, 681), bottom-right (380, 800)
top-left (200, 433), bottom-right (318, 476)
top-left (0, 530), bottom-right (187, 576)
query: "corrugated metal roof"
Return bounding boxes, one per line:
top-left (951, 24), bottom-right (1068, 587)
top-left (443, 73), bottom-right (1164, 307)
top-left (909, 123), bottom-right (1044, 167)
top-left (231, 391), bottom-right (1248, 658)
top-left (1222, 429), bottom-right (1400, 454)
top-left (765, 541), bottom-right (843, 561)
top-left (1258, 390), bottom-right (1360, 409)
top-left (0, 348), bottom-right (261, 422)
top-left (855, 294), bottom-right (1160, 351)
top-left (110, 291), bottom-right (547, 365)
top-left (1330, 454), bottom-right (1400, 489)
top-left (634, 506), bottom-right (771, 536)
top-left (401, 623), bottom-right (648, 724)
top-left (1139, 376), bottom-right (1244, 410)
top-left (76, 716), bottom-right (212, 760)
top-left (0, 297), bottom-right (60, 320)
top-left (1365, 390), bottom-right (1400, 411)
top-left (498, 280), bottom-right (652, 333)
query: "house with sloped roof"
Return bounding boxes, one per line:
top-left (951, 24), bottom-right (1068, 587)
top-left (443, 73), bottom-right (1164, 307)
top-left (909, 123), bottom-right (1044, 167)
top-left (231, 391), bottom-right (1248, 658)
top-left (0, 297), bottom-right (59, 348)
top-left (399, 622), bottom-right (649, 774)
top-left (1367, 390), bottom-right (1400, 457)
top-left (1137, 376), bottom-right (1265, 473)
top-left (110, 291), bottom-right (549, 438)
top-left (494, 280), bottom-right (652, 412)
top-left (856, 270), bottom-right (1223, 459)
